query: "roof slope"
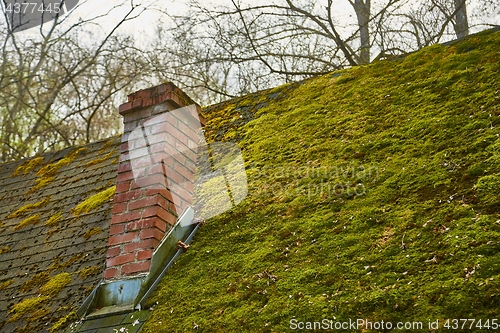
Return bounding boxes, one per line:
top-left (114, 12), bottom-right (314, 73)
top-left (140, 28), bottom-right (500, 332)
top-left (0, 136), bottom-right (120, 332)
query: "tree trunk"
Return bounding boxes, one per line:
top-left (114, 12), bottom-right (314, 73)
top-left (454, 0), bottom-right (469, 38)
top-left (352, 0), bottom-right (371, 64)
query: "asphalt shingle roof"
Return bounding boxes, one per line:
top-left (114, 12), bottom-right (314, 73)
top-left (0, 136), bottom-right (120, 332)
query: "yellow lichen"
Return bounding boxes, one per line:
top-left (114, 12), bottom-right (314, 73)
top-left (29, 147), bottom-right (87, 193)
top-left (84, 151), bottom-right (115, 168)
top-left (50, 311), bottom-right (77, 332)
top-left (45, 212), bottom-right (63, 227)
top-left (72, 185), bottom-right (116, 216)
top-left (27, 307), bottom-right (50, 323)
top-left (78, 266), bottom-right (101, 279)
top-left (40, 272), bottom-right (72, 296)
top-left (48, 253), bottom-right (85, 271)
top-left (12, 156), bottom-right (45, 176)
top-left (13, 214), bottom-right (41, 231)
top-left (36, 147), bottom-right (87, 177)
top-left (7, 296), bottom-right (49, 322)
top-left (0, 279), bottom-right (13, 290)
top-left (7, 196), bottom-right (51, 219)
top-left (83, 227), bottom-right (103, 240)
top-left (0, 245), bottom-right (10, 254)
top-left (28, 176), bottom-right (55, 193)
top-left (19, 271), bottom-right (50, 293)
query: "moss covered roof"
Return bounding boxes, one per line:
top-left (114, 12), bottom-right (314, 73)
top-left (140, 28), bottom-right (500, 331)
top-left (0, 137), bottom-right (120, 332)
top-left (1, 27), bottom-right (499, 333)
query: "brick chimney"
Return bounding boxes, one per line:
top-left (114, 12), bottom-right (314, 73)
top-left (105, 83), bottom-right (205, 280)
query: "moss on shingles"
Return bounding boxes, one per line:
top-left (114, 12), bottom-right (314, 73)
top-left (77, 266), bottom-right (101, 279)
top-left (7, 196), bottom-right (50, 219)
top-left (0, 279), bottom-right (13, 290)
top-left (13, 213), bottom-right (41, 231)
top-left (72, 185), bottom-right (116, 216)
top-left (44, 212), bottom-right (63, 227)
top-left (39, 272), bottom-right (72, 296)
top-left (0, 245), bottom-right (10, 254)
top-left (9, 273), bottom-right (73, 325)
top-left (12, 156), bottom-right (44, 177)
top-left (83, 227), bottom-right (103, 240)
top-left (84, 151), bottom-right (116, 168)
top-left (47, 253), bottom-right (85, 272)
top-left (7, 296), bottom-right (49, 323)
top-left (141, 29), bottom-right (500, 332)
top-left (50, 311), bottom-right (77, 332)
top-left (19, 271), bottom-right (50, 293)
top-left (27, 147), bottom-right (87, 193)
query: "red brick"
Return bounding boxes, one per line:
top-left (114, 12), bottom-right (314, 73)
top-left (119, 102), bottom-right (133, 114)
top-left (145, 187), bottom-right (173, 201)
top-left (116, 171), bottom-right (135, 183)
top-left (106, 246), bottom-right (121, 258)
top-left (115, 181), bottom-right (131, 194)
top-left (104, 268), bottom-right (119, 279)
top-left (128, 196), bottom-right (158, 211)
top-left (112, 202), bottom-right (127, 215)
top-left (109, 224), bottom-right (125, 235)
top-left (140, 227), bottom-right (164, 241)
top-left (118, 162), bottom-right (132, 173)
top-left (134, 174), bottom-right (167, 188)
top-left (108, 232), bottom-right (138, 246)
top-left (174, 162), bottom-right (194, 180)
top-left (107, 253), bottom-right (135, 267)
top-left (165, 170), bottom-right (184, 186)
top-left (177, 121), bottom-right (199, 141)
top-left (174, 131), bottom-right (189, 145)
top-left (120, 142), bottom-right (130, 153)
top-left (174, 186), bottom-right (193, 204)
top-left (137, 249), bottom-right (153, 261)
top-left (121, 261), bottom-right (151, 275)
top-left (131, 99), bottom-right (143, 109)
top-left (157, 195), bottom-right (173, 212)
top-left (124, 239), bottom-right (158, 253)
top-left (126, 218), bottom-right (157, 232)
top-left (136, 89), bottom-right (151, 99)
top-left (111, 211), bottom-right (141, 225)
top-left (183, 180), bottom-right (194, 193)
top-left (113, 190), bottom-right (143, 203)
top-left (124, 106), bottom-right (151, 121)
top-left (123, 121), bottom-right (139, 133)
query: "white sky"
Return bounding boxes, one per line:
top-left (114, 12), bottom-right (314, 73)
top-left (7, 0), bottom-right (499, 48)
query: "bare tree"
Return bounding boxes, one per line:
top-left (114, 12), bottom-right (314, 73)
top-left (0, 0), bottom-right (152, 162)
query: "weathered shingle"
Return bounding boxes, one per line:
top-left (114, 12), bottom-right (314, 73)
top-left (0, 136), bottom-right (120, 333)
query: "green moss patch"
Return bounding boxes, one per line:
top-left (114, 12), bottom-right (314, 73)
top-left (72, 185), bottom-right (116, 216)
top-left (44, 212), bottom-right (63, 227)
top-left (13, 213), bottom-right (41, 231)
top-left (12, 156), bottom-right (44, 176)
top-left (40, 272), bottom-right (72, 296)
top-left (83, 227), bottom-right (103, 240)
top-left (0, 279), bottom-right (13, 290)
top-left (7, 296), bottom-right (49, 323)
top-left (50, 311), bottom-right (77, 332)
top-left (27, 147), bottom-right (87, 193)
top-left (78, 266), bottom-right (101, 279)
top-left (7, 196), bottom-right (50, 219)
top-left (84, 151), bottom-right (116, 168)
top-left (0, 245), bottom-right (10, 254)
top-left (141, 29), bottom-right (500, 332)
